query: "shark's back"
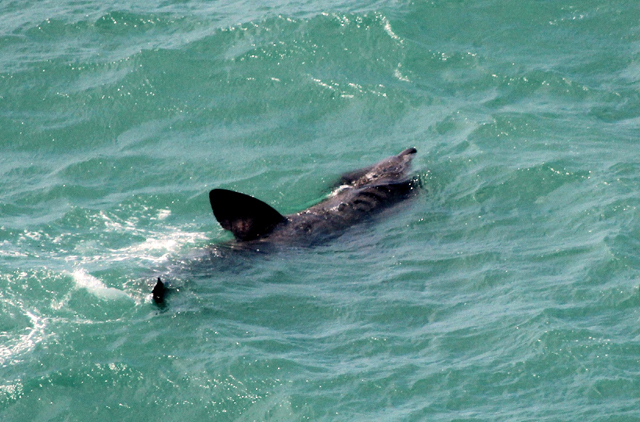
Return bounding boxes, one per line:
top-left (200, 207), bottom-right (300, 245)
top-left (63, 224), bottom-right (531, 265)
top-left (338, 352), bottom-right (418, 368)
top-left (209, 148), bottom-right (419, 244)
top-left (337, 147), bottom-right (417, 188)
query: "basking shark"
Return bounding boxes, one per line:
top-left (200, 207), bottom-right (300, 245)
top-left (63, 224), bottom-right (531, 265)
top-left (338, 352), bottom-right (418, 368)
top-left (152, 147), bottom-right (419, 304)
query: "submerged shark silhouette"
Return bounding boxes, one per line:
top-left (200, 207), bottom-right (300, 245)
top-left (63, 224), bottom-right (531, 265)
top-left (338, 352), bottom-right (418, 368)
top-left (152, 147), bottom-right (419, 304)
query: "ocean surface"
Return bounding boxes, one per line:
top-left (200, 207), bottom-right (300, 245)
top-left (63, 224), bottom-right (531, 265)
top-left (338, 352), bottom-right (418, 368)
top-left (2, 0), bottom-right (640, 420)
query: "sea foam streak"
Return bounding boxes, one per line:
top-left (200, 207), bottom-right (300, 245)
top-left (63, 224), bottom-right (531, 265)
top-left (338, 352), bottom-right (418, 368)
top-left (71, 269), bottom-right (133, 301)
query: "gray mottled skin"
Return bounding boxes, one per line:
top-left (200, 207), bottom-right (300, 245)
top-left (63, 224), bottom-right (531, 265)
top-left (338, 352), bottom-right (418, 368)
top-left (209, 148), bottom-right (419, 246)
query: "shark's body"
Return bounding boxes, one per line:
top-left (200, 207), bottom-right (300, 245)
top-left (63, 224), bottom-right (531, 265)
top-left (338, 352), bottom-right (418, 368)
top-left (152, 148), bottom-right (418, 304)
top-left (209, 147), bottom-right (418, 245)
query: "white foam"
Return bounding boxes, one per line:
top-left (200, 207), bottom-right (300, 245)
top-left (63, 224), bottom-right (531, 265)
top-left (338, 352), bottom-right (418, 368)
top-left (71, 269), bottom-right (133, 301)
top-left (99, 229), bottom-right (208, 265)
top-left (0, 240), bottom-right (28, 258)
top-left (0, 310), bottom-right (46, 366)
top-left (382, 15), bottom-right (403, 43)
top-left (69, 208), bottom-right (207, 265)
top-left (156, 209), bottom-right (171, 220)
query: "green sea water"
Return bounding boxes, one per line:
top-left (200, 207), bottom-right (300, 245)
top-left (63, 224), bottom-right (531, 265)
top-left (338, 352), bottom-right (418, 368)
top-left (2, 0), bottom-right (640, 420)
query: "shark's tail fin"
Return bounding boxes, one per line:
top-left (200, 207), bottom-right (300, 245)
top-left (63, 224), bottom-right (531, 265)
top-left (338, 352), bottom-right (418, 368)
top-left (153, 277), bottom-right (165, 304)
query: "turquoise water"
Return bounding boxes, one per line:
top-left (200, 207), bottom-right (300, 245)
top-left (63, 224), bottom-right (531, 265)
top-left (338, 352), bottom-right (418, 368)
top-left (2, 0), bottom-right (640, 420)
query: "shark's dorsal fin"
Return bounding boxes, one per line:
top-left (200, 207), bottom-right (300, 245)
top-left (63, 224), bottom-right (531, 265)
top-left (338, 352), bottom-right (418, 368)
top-left (209, 189), bottom-right (287, 241)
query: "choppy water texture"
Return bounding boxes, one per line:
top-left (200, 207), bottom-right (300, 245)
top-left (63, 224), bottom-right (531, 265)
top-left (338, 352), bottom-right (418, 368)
top-left (2, 0), bottom-right (640, 420)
